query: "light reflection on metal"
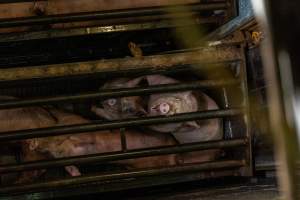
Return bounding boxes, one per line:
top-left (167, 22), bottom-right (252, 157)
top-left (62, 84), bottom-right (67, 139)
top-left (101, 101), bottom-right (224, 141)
top-left (0, 19), bottom-right (202, 43)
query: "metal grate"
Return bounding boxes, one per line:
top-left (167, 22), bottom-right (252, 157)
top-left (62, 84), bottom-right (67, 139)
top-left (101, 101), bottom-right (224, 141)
top-left (0, 39), bottom-right (252, 198)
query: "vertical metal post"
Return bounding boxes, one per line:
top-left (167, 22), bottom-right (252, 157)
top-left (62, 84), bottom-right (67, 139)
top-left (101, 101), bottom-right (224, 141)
top-left (120, 128), bottom-right (127, 152)
top-left (226, 0), bottom-right (238, 21)
top-left (239, 42), bottom-right (253, 176)
top-left (252, 0), bottom-right (300, 199)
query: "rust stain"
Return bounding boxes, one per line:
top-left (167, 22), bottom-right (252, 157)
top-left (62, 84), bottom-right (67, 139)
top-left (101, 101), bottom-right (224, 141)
top-left (0, 0), bottom-right (201, 33)
top-left (0, 46), bottom-right (240, 81)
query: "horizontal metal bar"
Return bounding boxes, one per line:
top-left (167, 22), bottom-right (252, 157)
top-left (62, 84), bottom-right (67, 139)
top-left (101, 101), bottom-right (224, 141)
top-left (0, 170), bottom-right (240, 200)
top-left (0, 3), bottom-right (226, 28)
top-left (0, 139), bottom-right (247, 174)
top-left (0, 0), bottom-right (46, 3)
top-left (0, 109), bottom-right (243, 142)
top-left (0, 160), bottom-right (245, 195)
top-left (0, 79), bottom-right (239, 109)
top-left (0, 17), bottom-right (218, 43)
top-left (255, 162), bottom-right (277, 171)
top-left (0, 46), bottom-right (241, 81)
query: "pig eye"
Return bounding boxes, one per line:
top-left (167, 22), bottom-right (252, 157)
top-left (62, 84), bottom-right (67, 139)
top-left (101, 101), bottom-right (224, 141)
top-left (107, 98), bottom-right (117, 106)
top-left (159, 103), bottom-right (170, 114)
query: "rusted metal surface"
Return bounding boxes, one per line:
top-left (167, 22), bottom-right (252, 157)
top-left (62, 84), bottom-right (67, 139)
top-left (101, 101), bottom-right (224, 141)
top-left (0, 79), bottom-right (239, 108)
top-left (0, 46), bottom-right (241, 81)
top-left (0, 160), bottom-right (245, 195)
top-left (0, 0), bottom-right (227, 33)
top-left (0, 0), bottom-right (201, 19)
top-left (0, 170), bottom-right (242, 199)
top-left (0, 16), bottom-right (219, 43)
top-left (0, 3), bottom-right (227, 28)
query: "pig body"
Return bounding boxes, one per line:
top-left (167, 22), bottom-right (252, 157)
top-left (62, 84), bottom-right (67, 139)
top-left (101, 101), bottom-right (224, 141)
top-left (0, 94), bottom-right (220, 183)
top-left (0, 101), bottom-right (178, 181)
top-left (31, 129), bottom-right (179, 176)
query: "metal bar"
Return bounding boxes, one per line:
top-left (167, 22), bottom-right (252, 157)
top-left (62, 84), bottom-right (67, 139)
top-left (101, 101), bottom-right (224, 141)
top-left (0, 17), bottom-right (219, 43)
top-left (0, 109), bottom-right (243, 142)
top-left (0, 0), bottom-right (46, 3)
top-left (253, 1), bottom-right (300, 199)
top-left (0, 160), bottom-right (245, 195)
top-left (0, 46), bottom-right (241, 82)
top-left (0, 139), bottom-right (246, 174)
top-left (120, 128), bottom-right (127, 152)
top-left (0, 170), bottom-right (239, 200)
top-left (207, 0), bottom-right (254, 40)
top-left (0, 79), bottom-right (239, 109)
top-left (0, 3), bottom-right (227, 28)
top-left (239, 42), bottom-right (253, 176)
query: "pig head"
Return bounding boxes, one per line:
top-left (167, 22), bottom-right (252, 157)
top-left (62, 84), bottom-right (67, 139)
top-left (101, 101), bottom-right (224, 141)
top-left (92, 77), bottom-right (146, 120)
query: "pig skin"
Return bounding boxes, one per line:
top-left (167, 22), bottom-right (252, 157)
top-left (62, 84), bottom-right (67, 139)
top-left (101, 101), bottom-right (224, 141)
top-left (0, 96), bottom-right (220, 183)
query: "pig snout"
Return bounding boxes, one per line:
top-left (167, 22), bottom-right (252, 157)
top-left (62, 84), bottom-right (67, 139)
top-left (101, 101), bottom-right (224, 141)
top-left (121, 101), bottom-right (135, 113)
top-left (121, 97), bottom-right (146, 117)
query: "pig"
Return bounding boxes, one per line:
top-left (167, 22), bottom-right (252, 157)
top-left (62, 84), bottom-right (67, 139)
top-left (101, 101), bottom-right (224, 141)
top-left (0, 95), bottom-right (220, 183)
top-left (144, 75), bottom-right (199, 134)
top-left (136, 75), bottom-right (223, 164)
top-left (91, 78), bottom-right (146, 120)
top-left (0, 99), bottom-right (177, 181)
top-left (125, 74), bottom-right (223, 144)
top-left (92, 75), bottom-right (223, 143)
top-left (23, 108), bottom-right (179, 176)
top-left (27, 127), bottom-right (180, 177)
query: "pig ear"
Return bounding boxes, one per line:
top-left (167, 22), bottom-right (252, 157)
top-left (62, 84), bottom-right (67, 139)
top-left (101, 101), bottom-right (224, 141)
top-left (146, 75), bottom-right (164, 85)
top-left (65, 166), bottom-right (81, 176)
top-left (178, 121), bottom-right (200, 132)
top-left (186, 121), bottom-right (201, 128)
top-left (126, 76), bottom-right (145, 87)
top-left (146, 75), bottom-right (178, 85)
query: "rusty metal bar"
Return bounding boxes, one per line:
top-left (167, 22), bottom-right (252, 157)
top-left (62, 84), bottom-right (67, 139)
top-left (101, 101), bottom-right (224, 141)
top-left (0, 17), bottom-right (219, 43)
top-left (0, 3), bottom-right (227, 28)
top-left (0, 0), bottom-right (46, 3)
top-left (0, 46), bottom-right (241, 82)
top-left (0, 160), bottom-right (245, 195)
top-left (0, 139), bottom-right (246, 174)
top-left (0, 109), bottom-right (243, 142)
top-left (0, 79), bottom-right (239, 109)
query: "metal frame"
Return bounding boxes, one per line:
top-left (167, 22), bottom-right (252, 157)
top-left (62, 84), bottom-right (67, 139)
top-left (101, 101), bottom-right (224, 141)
top-left (0, 3), bottom-right (227, 28)
top-left (0, 46), bottom-right (241, 82)
top-left (0, 139), bottom-right (247, 174)
top-left (0, 160), bottom-right (245, 195)
top-left (0, 109), bottom-right (243, 142)
top-left (252, 1), bottom-right (300, 199)
top-left (0, 79), bottom-right (239, 108)
top-left (0, 1), bottom-right (237, 42)
top-left (0, 36), bottom-right (251, 198)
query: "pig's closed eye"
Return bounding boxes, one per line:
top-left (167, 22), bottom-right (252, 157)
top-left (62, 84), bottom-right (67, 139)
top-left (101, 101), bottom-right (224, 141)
top-left (107, 98), bottom-right (117, 106)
